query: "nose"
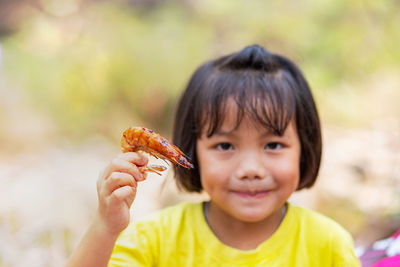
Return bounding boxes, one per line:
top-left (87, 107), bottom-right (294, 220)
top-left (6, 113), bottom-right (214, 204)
top-left (234, 150), bottom-right (267, 180)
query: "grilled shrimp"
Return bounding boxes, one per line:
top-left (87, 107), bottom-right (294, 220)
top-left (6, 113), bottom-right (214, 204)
top-left (121, 127), bottom-right (193, 175)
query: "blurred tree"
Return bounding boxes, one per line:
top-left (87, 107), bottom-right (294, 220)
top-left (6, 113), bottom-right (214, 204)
top-left (0, 0), bottom-right (31, 37)
top-left (0, 0), bottom-right (399, 142)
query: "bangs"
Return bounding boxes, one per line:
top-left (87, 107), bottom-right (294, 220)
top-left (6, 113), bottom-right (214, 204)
top-left (197, 69), bottom-right (297, 137)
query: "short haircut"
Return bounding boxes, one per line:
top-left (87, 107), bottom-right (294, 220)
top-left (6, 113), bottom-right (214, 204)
top-left (172, 45), bottom-right (322, 193)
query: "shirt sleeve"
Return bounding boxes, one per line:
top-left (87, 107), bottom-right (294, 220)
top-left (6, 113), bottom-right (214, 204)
top-left (108, 222), bottom-right (158, 267)
top-left (332, 227), bottom-right (361, 267)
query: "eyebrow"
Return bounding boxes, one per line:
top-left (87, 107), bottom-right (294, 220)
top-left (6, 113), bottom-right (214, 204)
top-left (211, 126), bottom-right (281, 138)
top-left (210, 129), bottom-right (235, 137)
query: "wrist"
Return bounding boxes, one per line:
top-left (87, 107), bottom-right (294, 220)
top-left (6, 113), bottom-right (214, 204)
top-left (92, 213), bottom-right (122, 240)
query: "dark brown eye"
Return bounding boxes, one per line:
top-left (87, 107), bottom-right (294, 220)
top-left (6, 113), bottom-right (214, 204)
top-left (216, 143), bottom-right (234, 151)
top-left (265, 142), bottom-right (282, 150)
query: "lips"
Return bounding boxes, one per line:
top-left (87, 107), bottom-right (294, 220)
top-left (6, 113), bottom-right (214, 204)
top-left (231, 189), bottom-right (270, 199)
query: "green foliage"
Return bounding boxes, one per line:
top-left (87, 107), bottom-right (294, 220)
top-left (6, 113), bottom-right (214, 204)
top-left (1, 0), bottom-right (399, 141)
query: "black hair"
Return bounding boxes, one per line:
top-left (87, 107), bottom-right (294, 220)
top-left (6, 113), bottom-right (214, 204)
top-left (173, 44), bottom-right (322, 192)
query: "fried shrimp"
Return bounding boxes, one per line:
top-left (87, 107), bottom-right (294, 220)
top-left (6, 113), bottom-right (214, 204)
top-left (121, 127), bottom-right (194, 175)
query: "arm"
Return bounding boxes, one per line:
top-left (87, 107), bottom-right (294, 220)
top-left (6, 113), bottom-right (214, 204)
top-left (64, 216), bottom-right (119, 267)
top-left (65, 152), bottom-right (148, 267)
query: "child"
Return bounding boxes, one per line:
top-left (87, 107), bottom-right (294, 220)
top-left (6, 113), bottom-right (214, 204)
top-left (66, 45), bottom-right (360, 266)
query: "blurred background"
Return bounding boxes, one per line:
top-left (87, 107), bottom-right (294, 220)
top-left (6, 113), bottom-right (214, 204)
top-left (0, 0), bottom-right (399, 266)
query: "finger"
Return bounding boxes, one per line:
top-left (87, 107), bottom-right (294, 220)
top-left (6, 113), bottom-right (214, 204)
top-left (106, 158), bottom-right (145, 181)
top-left (103, 172), bottom-right (137, 196)
top-left (117, 152), bottom-right (149, 167)
top-left (139, 169), bottom-right (148, 180)
top-left (109, 185), bottom-right (136, 207)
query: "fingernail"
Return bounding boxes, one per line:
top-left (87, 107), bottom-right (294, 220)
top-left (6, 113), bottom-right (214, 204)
top-left (137, 173), bottom-right (144, 181)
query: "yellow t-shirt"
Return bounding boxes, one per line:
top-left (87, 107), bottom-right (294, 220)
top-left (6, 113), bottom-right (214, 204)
top-left (108, 202), bottom-right (360, 266)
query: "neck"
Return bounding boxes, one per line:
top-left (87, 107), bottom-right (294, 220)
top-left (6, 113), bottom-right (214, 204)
top-left (204, 202), bottom-right (287, 250)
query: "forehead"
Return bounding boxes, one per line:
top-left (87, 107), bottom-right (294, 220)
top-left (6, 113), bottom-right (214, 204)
top-left (216, 99), bottom-right (257, 130)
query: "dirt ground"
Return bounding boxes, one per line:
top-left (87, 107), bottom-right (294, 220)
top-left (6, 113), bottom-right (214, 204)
top-left (0, 125), bottom-right (399, 266)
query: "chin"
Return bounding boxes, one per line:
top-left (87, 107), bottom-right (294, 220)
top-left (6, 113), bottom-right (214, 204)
top-left (234, 210), bottom-right (272, 223)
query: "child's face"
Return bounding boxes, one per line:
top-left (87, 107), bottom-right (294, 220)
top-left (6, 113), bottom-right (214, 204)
top-left (196, 101), bottom-right (301, 223)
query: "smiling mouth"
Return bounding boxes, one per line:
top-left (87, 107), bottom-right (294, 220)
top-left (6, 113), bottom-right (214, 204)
top-left (231, 190), bottom-right (270, 198)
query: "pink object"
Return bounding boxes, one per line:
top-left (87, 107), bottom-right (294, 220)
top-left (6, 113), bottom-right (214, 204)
top-left (393, 230), bottom-right (400, 239)
top-left (360, 229), bottom-right (400, 267)
top-left (373, 255), bottom-right (400, 267)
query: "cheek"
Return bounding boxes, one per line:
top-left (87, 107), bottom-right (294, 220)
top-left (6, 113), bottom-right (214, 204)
top-left (199, 160), bottom-right (229, 194)
top-left (271, 155), bottom-right (300, 186)
top-left (199, 163), bottom-right (218, 188)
